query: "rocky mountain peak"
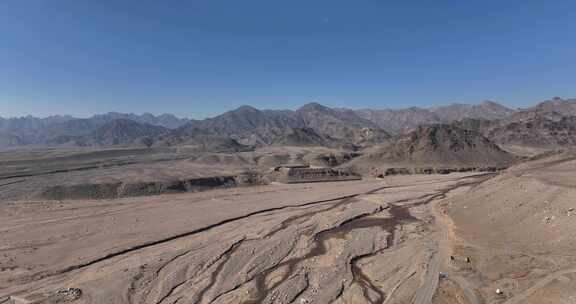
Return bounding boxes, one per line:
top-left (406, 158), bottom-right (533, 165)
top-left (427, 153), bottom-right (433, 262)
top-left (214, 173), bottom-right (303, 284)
top-left (234, 105), bottom-right (260, 113)
top-left (297, 102), bottom-right (332, 113)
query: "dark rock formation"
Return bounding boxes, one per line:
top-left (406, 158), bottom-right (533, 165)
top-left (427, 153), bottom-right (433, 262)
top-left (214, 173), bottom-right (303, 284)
top-left (34, 174), bottom-right (267, 200)
top-left (366, 124), bottom-right (515, 167)
top-left (273, 167), bottom-right (361, 184)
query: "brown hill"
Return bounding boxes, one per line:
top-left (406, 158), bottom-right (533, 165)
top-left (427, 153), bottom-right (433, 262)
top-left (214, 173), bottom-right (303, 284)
top-left (91, 119), bottom-right (168, 146)
top-left (270, 128), bottom-right (335, 147)
top-left (355, 107), bottom-right (442, 134)
top-left (45, 119), bottom-right (168, 147)
top-left (296, 103), bottom-right (391, 145)
top-left (155, 134), bottom-right (252, 153)
top-left (351, 124), bottom-right (515, 172)
top-left (452, 106), bottom-right (576, 149)
top-left (486, 114), bottom-right (576, 147)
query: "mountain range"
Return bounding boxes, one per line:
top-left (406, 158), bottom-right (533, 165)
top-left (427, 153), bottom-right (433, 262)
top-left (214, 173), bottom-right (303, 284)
top-left (1, 97), bottom-right (576, 151)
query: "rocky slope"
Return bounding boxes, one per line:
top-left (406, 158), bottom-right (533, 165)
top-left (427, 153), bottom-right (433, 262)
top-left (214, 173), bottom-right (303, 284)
top-left (40, 119), bottom-right (168, 147)
top-left (155, 133), bottom-right (252, 152)
top-left (270, 128), bottom-right (335, 147)
top-left (297, 103), bottom-right (390, 146)
top-left (452, 100), bottom-right (576, 149)
top-left (90, 119), bottom-right (168, 146)
top-left (527, 96), bottom-right (576, 115)
top-left (486, 114), bottom-right (576, 147)
top-left (351, 124), bottom-right (516, 173)
top-left (175, 105), bottom-right (304, 146)
top-left (356, 107), bottom-right (442, 134)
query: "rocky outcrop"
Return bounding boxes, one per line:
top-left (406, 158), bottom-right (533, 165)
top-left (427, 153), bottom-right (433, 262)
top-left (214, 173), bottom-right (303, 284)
top-left (362, 124), bottom-right (515, 167)
top-left (273, 168), bottom-right (361, 183)
top-left (485, 114), bottom-right (576, 147)
top-left (346, 124), bottom-right (516, 175)
top-left (34, 174), bottom-right (268, 200)
top-left (380, 166), bottom-right (506, 177)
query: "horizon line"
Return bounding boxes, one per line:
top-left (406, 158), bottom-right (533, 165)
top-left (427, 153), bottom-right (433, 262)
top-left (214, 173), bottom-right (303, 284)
top-left (0, 96), bottom-right (571, 120)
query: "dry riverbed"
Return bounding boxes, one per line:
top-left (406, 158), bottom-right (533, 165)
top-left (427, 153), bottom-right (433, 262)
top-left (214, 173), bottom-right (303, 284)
top-left (2, 152), bottom-right (575, 304)
top-left (0, 173), bottom-right (489, 303)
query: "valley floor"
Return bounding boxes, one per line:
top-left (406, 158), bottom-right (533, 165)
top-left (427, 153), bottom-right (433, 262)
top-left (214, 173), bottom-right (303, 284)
top-left (1, 153), bottom-right (575, 304)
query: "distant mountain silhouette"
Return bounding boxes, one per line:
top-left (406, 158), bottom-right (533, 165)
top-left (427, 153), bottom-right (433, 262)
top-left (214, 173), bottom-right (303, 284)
top-left (356, 100), bottom-right (515, 134)
top-left (355, 107), bottom-right (442, 134)
top-left (90, 119), bottom-right (168, 146)
top-left (171, 103), bottom-right (389, 148)
top-left (1, 98), bottom-right (575, 151)
top-left (429, 100), bottom-right (516, 121)
top-left (528, 97), bottom-right (576, 115)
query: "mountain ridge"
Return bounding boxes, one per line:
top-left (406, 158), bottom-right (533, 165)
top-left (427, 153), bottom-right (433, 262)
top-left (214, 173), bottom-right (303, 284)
top-left (1, 97), bottom-right (575, 150)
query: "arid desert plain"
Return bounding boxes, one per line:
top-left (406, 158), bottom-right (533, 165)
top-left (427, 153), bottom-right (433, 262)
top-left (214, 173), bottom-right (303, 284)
top-left (3, 2), bottom-right (576, 303)
top-left (1, 148), bottom-right (575, 304)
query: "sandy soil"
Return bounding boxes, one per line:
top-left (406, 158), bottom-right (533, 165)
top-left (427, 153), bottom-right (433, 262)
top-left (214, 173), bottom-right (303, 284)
top-left (432, 278), bottom-right (470, 304)
top-left (1, 150), bottom-right (574, 303)
top-left (0, 171), bottom-right (492, 303)
top-left (446, 151), bottom-right (576, 303)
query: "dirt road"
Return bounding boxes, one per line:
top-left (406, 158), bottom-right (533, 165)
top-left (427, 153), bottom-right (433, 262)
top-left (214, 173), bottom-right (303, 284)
top-left (0, 173), bottom-right (491, 303)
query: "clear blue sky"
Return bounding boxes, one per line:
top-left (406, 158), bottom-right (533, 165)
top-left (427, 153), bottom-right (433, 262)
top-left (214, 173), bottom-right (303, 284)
top-left (1, 0), bottom-right (576, 118)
